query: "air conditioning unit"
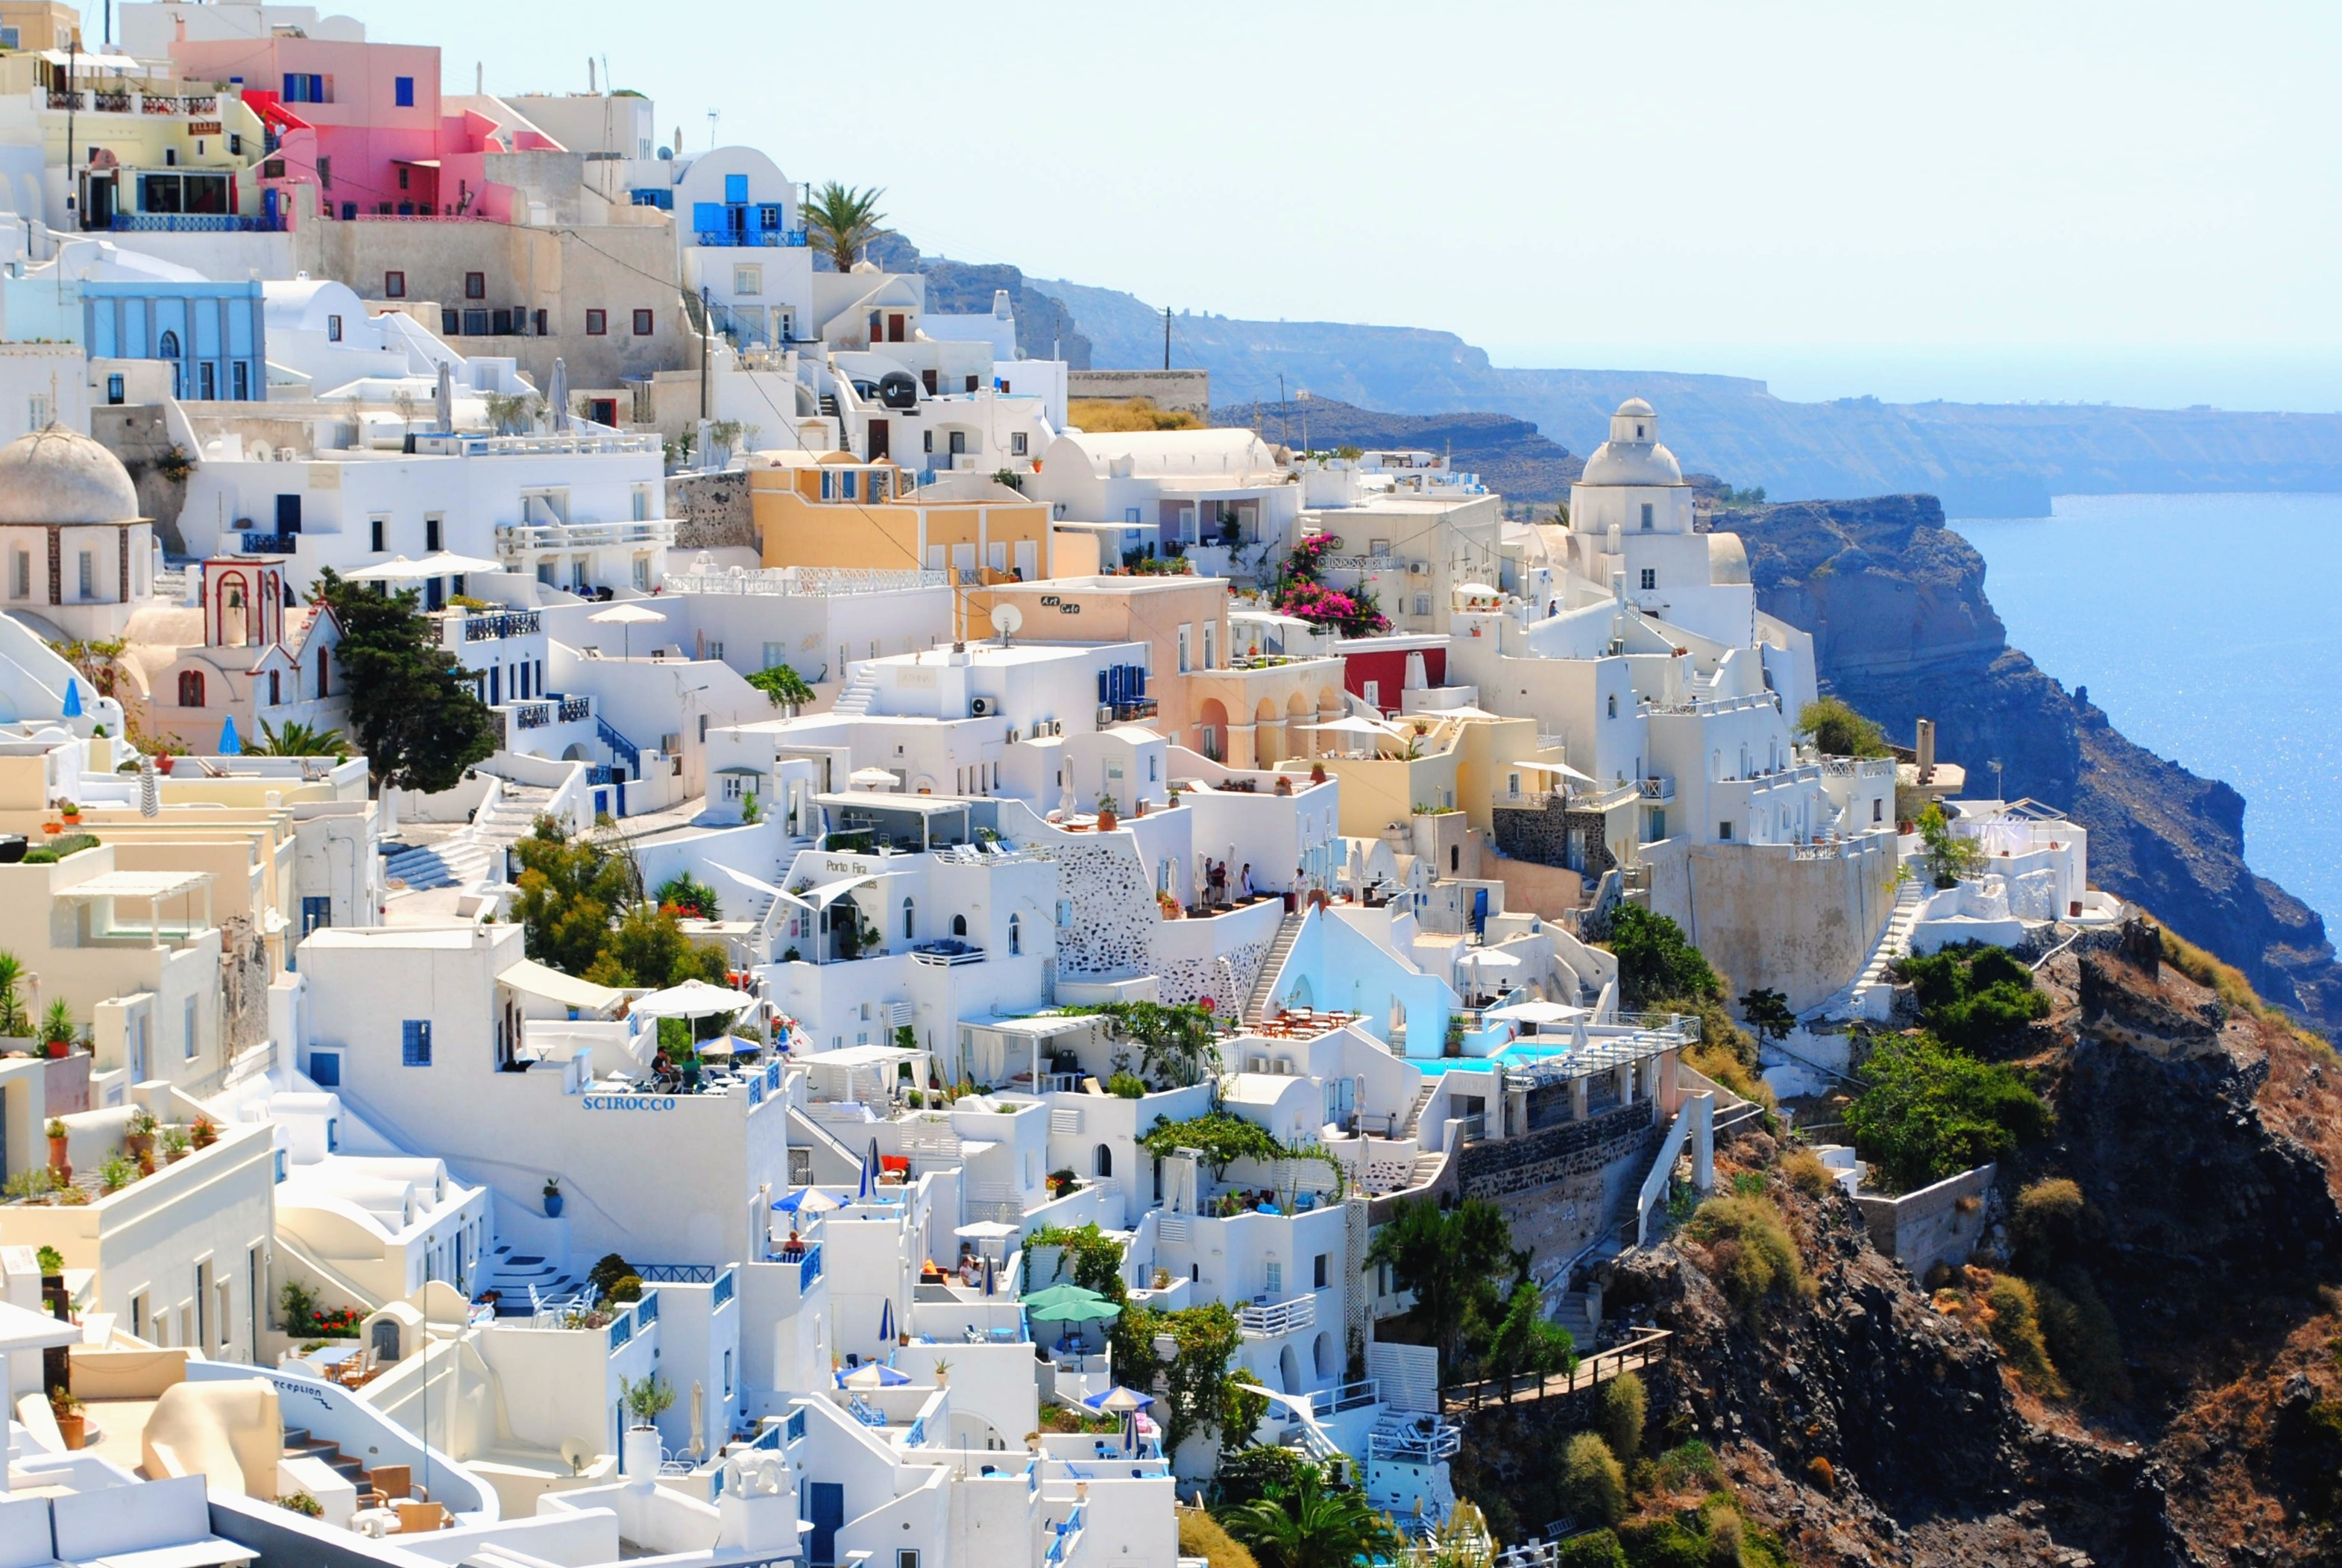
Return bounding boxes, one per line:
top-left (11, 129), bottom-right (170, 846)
top-left (1097, 705), bottom-right (1115, 727)
top-left (660, 733), bottom-right (681, 753)
top-left (1408, 561), bottom-right (1429, 576)
top-left (1005, 727), bottom-right (1021, 744)
top-left (970, 696), bottom-right (995, 717)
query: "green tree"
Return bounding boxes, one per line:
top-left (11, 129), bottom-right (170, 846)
top-left (0, 951), bottom-right (30, 1037)
top-left (309, 568), bottom-right (494, 792)
top-left (1896, 945), bottom-right (2050, 1051)
top-left (513, 819), bottom-right (639, 977)
top-left (805, 181), bottom-right (889, 273)
top-left (598, 902), bottom-right (734, 989)
top-left (746, 664), bottom-right (815, 709)
top-left (1795, 696), bottom-right (1891, 758)
top-left (1596, 1370), bottom-right (1646, 1460)
top-left (1364, 1197), bottom-right (1520, 1382)
top-left (1844, 1033), bottom-right (2050, 1192)
top-left (1739, 987), bottom-right (1795, 1047)
top-left (1217, 1470), bottom-right (1398, 1568)
top-left (1077, 1000), bottom-right (1221, 1088)
top-left (1556, 1432), bottom-right (1626, 1527)
top-left (1600, 905), bottom-right (1721, 1010)
top-left (1481, 1280), bottom-right (1577, 1381)
top-left (254, 717), bottom-right (352, 759)
top-left (1915, 802), bottom-right (1986, 889)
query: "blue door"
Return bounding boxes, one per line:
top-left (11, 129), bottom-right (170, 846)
top-left (808, 1482), bottom-right (843, 1566)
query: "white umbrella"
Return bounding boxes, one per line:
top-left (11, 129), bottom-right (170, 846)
top-left (589, 600), bottom-right (667, 658)
top-left (408, 550), bottom-right (503, 577)
top-left (1513, 758), bottom-right (1600, 786)
top-left (1487, 1000), bottom-right (1584, 1024)
top-left (687, 1381), bottom-right (705, 1462)
top-left (341, 555), bottom-right (424, 582)
top-left (550, 357), bottom-right (572, 433)
top-left (1464, 948), bottom-right (1522, 969)
top-left (433, 360), bottom-right (454, 430)
top-left (1302, 715), bottom-right (1401, 742)
top-left (633, 977), bottom-right (755, 1019)
top-left (1455, 582), bottom-right (1501, 597)
top-left (1425, 705), bottom-right (1502, 720)
top-left (1229, 609), bottom-right (1315, 629)
top-left (849, 766), bottom-right (900, 791)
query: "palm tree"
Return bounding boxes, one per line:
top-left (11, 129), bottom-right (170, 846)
top-left (1220, 1471), bottom-right (1399, 1568)
top-left (255, 718), bottom-right (352, 759)
top-left (0, 951), bottom-right (28, 1039)
top-left (804, 181), bottom-right (888, 273)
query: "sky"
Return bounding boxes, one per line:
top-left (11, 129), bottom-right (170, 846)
top-left (110, 0), bottom-right (2342, 408)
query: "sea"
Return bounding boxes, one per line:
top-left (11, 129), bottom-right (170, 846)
top-left (1950, 494), bottom-right (2342, 933)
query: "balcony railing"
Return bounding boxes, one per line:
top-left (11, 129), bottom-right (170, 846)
top-left (1638, 775), bottom-right (1675, 802)
top-left (766, 1241), bottom-right (823, 1286)
top-left (908, 939), bottom-right (985, 968)
top-left (557, 695), bottom-right (592, 723)
top-left (509, 702), bottom-right (554, 731)
top-left (461, 610), bottom-right (541, 641)
top-left (662, 566), bottom-right (948, 597)
top-left (495, 519), bottom-right (676, 560)
top-left (239, 532), bottom-right (297, 554)
top-left (1367, 1416), bottom-right (1461, 1462)
top-left (1236, 1293), bottom-right (1317, 1336)
top-left (112, 212), bottom-right (286, 233)
top-left (692, 227), bottom-right (808, 248)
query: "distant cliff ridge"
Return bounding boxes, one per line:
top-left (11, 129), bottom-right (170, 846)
top-left (1034, 276), bottom-right (2342, 514)
top-left (1719, 494), bottom-right (2342, 1033)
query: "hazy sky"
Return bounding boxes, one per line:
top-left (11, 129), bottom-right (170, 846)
top-left (121, 0), bottom-right (2342, 404)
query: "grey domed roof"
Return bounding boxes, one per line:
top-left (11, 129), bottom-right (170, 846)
top-left (1614, 397), bottom-right (1656, 418)
top-left (0, 425), bottom-right (142, 526)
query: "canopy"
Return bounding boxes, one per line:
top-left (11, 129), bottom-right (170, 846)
top-left (953, 1221), bottom-right (1021, 1240)
top-left (1455, 582), bottom-right (1501, 596)
top-left (773, 1187), bottom-right (843, 1214)
top-left (1511, 758), bottom-right (1599, 785)
top-left (1229, 609), bottom-right (1315, 629)
top-left (1083, 1386), bottom-right (1156, 1413)
top-left (1021, 1283), bottom-right (1109, 1314)
top-left (1301, 715), bottom-right (1400, 738)
top-left (588, 602), bottom-right (668, 625)
top-left (1487, 1000), bottom-right (1585, 1024)
top-left (849, 766), bottom-right (901, 789)
top-left (1422, 704), bottom-right (1499, 720)
top-left (1462, 948), bottom-right (1522, 969)
top-left (344, 552), bottom-right (500, 582)
top-left (632, 978), bottom-right (755, 1018)
top-left (695, 1036), bottom-right (740, 1057)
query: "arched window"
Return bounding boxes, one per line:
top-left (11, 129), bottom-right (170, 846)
top-left (1606, 693), bottom-right (1618, 719)
top-left (157, 329), bottom-right (180, 360)
top-left (317, 646), bottom-right (330, 697)
top-left (901, 897), bottom-right (915, 941)
top-left (1449, 843), bottom-right (1460, 874)
top-left (1093, 1144), bottom-right (1112, 1179)
top-left (177, 670), bottom-right (205, 708)
top-left (951, 914), bottom-right (968, 937)
top-left (1008, 914), bottom-right (1022, 956)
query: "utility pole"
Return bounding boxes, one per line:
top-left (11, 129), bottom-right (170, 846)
top-left (63, 41), bottom-right (75, 230)
top-left (1162, 306), bottom-right (1171, 371)
top-left (1278, 374), bottom-right (1287, 445)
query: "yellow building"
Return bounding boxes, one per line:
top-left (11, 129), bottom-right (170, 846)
top-left (0, 1), bottom-right (80, 51)
top-left (0, 52), bottom-right (270, 229)
top-left (752, 457), bottom-right (1064, 632)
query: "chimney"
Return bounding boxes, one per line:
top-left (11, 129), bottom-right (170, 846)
top-left (1916, 717), bottom-right (1936, 784)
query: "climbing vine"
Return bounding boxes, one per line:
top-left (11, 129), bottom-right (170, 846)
top-left (1024, 1221), bottom-right (1127, 1298)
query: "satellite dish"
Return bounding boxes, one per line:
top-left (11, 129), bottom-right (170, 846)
top-left (989, 604), bottom-right (1023, 643)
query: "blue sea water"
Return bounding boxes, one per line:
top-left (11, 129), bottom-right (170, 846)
top-left (1950, 494), bottom-right (2342, 933)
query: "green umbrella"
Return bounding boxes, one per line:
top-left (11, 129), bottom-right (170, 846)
top-left (1022, 1283), bottom-right (1107, 1314)
top-left (1027, 1295), bottom-right (1124, 1324)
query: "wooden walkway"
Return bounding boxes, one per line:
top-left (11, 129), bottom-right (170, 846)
top-left (1442, 1329), bottom-right (1672, 1414)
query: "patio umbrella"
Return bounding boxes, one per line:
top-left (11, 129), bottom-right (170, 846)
top-left (60, 678), bottom-right (80, 719)
top-left (633, 977), bottom-right (756, 1018)
top-left (877, 1297), bottom-right (894, 1342)
top-left (1423, 704), bottom-right (1501, 720)
top-left (1022, 1283), bottom-right (1109, 1315)
top-left (1512, 758), bottom-right (1599, 787)
top-left (1301, 715), bottom-right (1400, 738)
top-left (849, 766), bottom-right (900, 792)
top-left (1027, 1295), bottom-right (1122, 1325)
top-left (406, 551), bottom-right (503, 579)
top-left (687, 1381), bottom-right (705, 1461)
top-left (857, 1139), bottom-right (877, 1200)
top-left (138, 755), bottom-right (159, 819)
top-left (773, 1187), bottom-right (842, 1214)
top-left (1487, 1000), bottom-right (1584, 1025)
top-left (1455, 582), bottom-right (1500, 597)
top-left (982, 1253), bottom-right (996, 1296)
top-left (696, 1036), bottom-right (739, 1058)
top-left (1083, 1387), bottom-right (1155, 1414)
top-left (843, 1361), bottom-right (909, 1388)
top-left (434, 360), bottom-right (453, 429)
top-left (550, 357), bottom-right (571, 432)
top-left (218, 714), bottom-right (242, 755)
top-left (1463, 948), bottom-right (1522, 972)
top-left (588, 601), bottom-right (666, 658)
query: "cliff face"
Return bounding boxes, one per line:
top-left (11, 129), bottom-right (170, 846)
top-left (1716, 494), bottom-right (2342, 1036)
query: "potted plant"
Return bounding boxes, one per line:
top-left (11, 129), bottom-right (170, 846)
top-left (36, 1245), bottom-right (63, 1282)
top-left (1095, 794), bottom-right (1118, 832)
top-left (49, 1390), bottom-right (84, 1450)
top-left (98, 1153), bottom-right (136, 1194)
top-left (161, 1125), bottom-right (192, 1165)
top-left (40, 1001), bottom-right (75, 1059)
top-left (189, 1118), bottom-right (218, 1150)
top-left (57, 802), bottom-right (80, 826)
top-left (931, 1358), bottom-right (952, 1388)
top-left (543, 1177), bottom-right (564, 1218)
top-left (45, 1118), bottom-right (69, 1182)
top-left (155, 754), bottom-right (174, 775)
top-left (1310, 763), bottom-right (1327, 785)
top-left (622, 1371), bottom-right (675, 1427)
top-left (125, 1107), bottom-right (157, 1168)
top-left (278, 1493), bottom-right (323, 1518)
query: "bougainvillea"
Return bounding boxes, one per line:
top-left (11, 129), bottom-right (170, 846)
top-left (1274, 534), bottom-right (1391, 635)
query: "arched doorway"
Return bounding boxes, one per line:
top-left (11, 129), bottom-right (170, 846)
top-left (1278, 1344), bottom-right (1303, 1395)
top-left (1197, 699), bottom-right (1230, 763)
top-left (1093, 1143), bottom-right (1112, 1178)
top-left (1312, 1331), bottom-right (1335, 1380)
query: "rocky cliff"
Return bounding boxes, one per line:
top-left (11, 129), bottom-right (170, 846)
top-left (1715, 494), bottom-right (2342, 1037)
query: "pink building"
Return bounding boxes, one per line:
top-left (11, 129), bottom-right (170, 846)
top-left (171, 34), bottom-right (550, 221)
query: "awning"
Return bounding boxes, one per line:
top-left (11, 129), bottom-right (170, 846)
top-left (798, 875), bottom-right (875, 908)
top-left (55, 870), bottom-right (210, 901)
top-left (498, 958), bottom-right (624, 1015)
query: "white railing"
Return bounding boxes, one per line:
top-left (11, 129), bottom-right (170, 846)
top-left (1634, 1092), bottom-right (1713, 1247)
top-left (661, 566), bottom-right (947, 596)
top-left (1236, 1293), bottom-right (1316, 1336)
top-left (496, 519), bottom-right (676, 558)
top-left (417, 431), bottom-right (659, 457)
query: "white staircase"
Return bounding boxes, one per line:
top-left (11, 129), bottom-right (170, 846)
top-left (1804, 872), bottom-right (1924, 1023)
top-left (481, 1243), bottom-right (583, 1312)
top-left (383, 782), bottom-right (555, 892)
top-left (829, 669), bottom-right (878, 717)
top-left (1244, 911), bottom-right (1308, 1024)
top-left (1399, 1082), bottom-right (1437, 1140)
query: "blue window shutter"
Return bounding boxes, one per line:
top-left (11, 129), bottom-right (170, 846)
top-left (402, 1019), bottom-right (432, 1066)
top-left (281, 73), bottom-right (298, 101)
top-left (692, 202), bottom-right (725, 236)
top-left (394, 76), bottom-right (415, 107)
top-left (724, 173), bottom-right (749, 204)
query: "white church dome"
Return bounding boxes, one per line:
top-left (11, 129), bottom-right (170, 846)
top-left (0, 425), bottom-right (142, 525)
top-left (1579, 397), bottom-right (1684, 488)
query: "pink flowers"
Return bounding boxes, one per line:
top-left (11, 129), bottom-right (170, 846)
top-left (1277, 577), bottom-right (1391, 636)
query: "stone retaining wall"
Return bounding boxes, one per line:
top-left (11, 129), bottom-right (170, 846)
top-left (1457, 1103), bottom-right (1659, 1268)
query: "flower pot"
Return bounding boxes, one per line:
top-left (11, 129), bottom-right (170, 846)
top-left (1096, 809), bottom-right (1117, 832)
top-left (543, 1192), bottom-right (564, 1218)
top-left (43, 1040), bottom-right (68, 1060)
top-left (155, 755), bottom-right (174, 775)
top-left (165, 1147), bottom-right (188, 1165)
top-left (54, 1412), bottom-right (84, 1450)
top-left (125, 1132), bottom-right (152, 1162)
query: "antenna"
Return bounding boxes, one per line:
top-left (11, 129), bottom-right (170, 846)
top-left (989, 603), bottom-right (1022, 646)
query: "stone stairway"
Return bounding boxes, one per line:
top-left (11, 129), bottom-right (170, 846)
top-left (1399, 1081), bottom-right (1438, 1139)
top-left (1804, 872), bottom-right (1924, 1023)
top-left (1405, 1148), bottom-right (1446, 1188)
top-left (830, 668), bottom-right (878, 717)
top-left (1243, 911), bottom-right (1308, 1024)
top-left (481, 1242), bottom-right (582, 1312)
top-left (384, 782), bottom-right (555, 892)
top-left (282, 1429), bottom-right (377, 1494)
top-left (1552, 1289), bottom-right (1599, 1350)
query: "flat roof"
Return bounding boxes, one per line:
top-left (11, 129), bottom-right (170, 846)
top-left (55, 869), bottom-right (210, 901)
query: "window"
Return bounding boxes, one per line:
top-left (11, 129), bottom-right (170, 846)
top-left (1177, 625), bottom-right (1190, 673)
top-left (397, 166), bottom-right (409, 191)
top-left (327, 314), bottom-right (343, 341)
top-left (734, 264), bottom-right (762, 296)
top-left (1413, 593), bottom-right (1431, 616)
top-left (76, 551), bottom-right (92, 599)
top-left (282, 72), bottom-right (327, 103)
top-left (1719, 822), bottom-right (1733, 841)
top-left (233, 362), bottom-right (249, 400)
top-left (1264, 1262), bottom-right (1283, 1295)
top-left (1314, 1253), bottom-right (1329, 1289)
top-left (1202, 623), bottom-right (1215, 670)
top-left (178, 671), bottom-right (206, 708)
top-left (316, 156), bottom-right (331, 190)
top-left (1640, 502), bottom-right (1654, 530)
top-left (425, 516), bottom-right (443, 552)
top-left (401, 1019), bottom-right (433, 1066)
top-left (1640, 568), bottom-right (1657, 591)
top-left (370, 517), bottom-right (386, 552)
top-left (106, 374), bottom-right (124, 406)
top-left (318, 646), bottom-right (330, 698)
top-left (158, 328), bottom-right (180, 361)
top-left (9, 550), bottom-right (23, 599)
top-left (951, 914), bottom-right (969, 937)
top-left (1094, 1144), bottom-right (1112, 1178)
top-left (1008, 913), bottom-right (1022, 956)
top-left (1873, 798), bottom-right (1884, 822)
top-left (902, 898), bottom-right (915, 940)
top-left (632, 309), bottom-right (654, 336)
top-left (723, 1349), bottom-right (734, 1399)
top-left (394, 75), bottom-right (415, 107)
top-left (1011, 431), bottom-right (1027, 456)
top-left (465, 272), bottom-right (486, 300)
top-left (585, 309), bottom-right (607, 336)
top-left (268, 670), bottom-right (280, 705)
top-left (898, 1554), bottom-right (919, 1568)
top-left (198, 362), bottom-right (215, 399)
top-left (464, 309), bottom-right (488, 336)
top-left (184, 995), bottom-right (198, 1059)
top-left (1607, 693), bottom-right (1617, 718)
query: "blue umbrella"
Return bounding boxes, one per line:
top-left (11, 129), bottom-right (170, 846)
top-left (60, 679), bottom-right (81, 719)
top-left (857, 1139), bottom-right (878, 1200)
top-left (218, 715), bottom-right (242, 755)
top-left (878, 1297), bottom-right (894, 1343)
top-left (773, 1188), bottom-right (843, 1214)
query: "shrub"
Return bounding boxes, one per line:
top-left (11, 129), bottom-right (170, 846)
top-left (1615, 1520), bottom-right (1707, 1568)
top-left (607, 1274), bottom-right (644, 1303)
top-left (1178, 1508), bottom-right (1261, 1568)
top-left (1896, 945), bottom-right (2050, 1051)
top-left (2159, 924), bottom-right (2335, 1055)
top-left (1683, 1194), bottom-right (1812, 1315)
top-left (1552, 1532), bottom-right (1628, 1568)
top-left (1596, 1370), bottom-right (1645, 1459)
top-left (1652, 1441), bottom-right (1723, 1492)
top-left (1601, 907), bottom-right (1721, 1010)
top-left (1805, 1455), bottom-right (1836, 1490)
top-left (1781, 1147), bottom-right (1832, 1198)
top-left (1107, 1071), bottom-right (1148, 1099)
top-left (1843, 1033), bottom-right (2050, 1193)
top-left (1559, 1432), bottom-right (1626, 1526)
top-left (1210, 1445), bottom-right (1322, 1509)
top-left (1985, 1274), bottom-right (2067, 1397)
top-left (1796, 696), bottom-right (1891, 758)
top-left (1069, 397), bottom-right (1203, 433)
top-left (1481, 1280), bottom-right (1578, 1379)
top-left (2037, 1273), bottom-right (2131, 1406)
top-left (2009, 1177), bottom-right (2090, 1271)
